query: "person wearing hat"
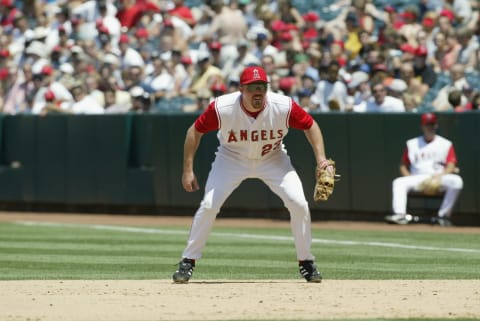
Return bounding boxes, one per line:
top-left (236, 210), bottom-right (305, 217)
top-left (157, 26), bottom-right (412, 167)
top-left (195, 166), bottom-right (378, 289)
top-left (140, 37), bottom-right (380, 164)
top-left (188, 50), bottom-right (223, 95)
top-left (172, 66), bottom-right (334, 283)
top-left (386, 113), bottom-right (463, 226)
top-left (221, 38), bottom-right (260, 81)
top-left (31, 65), bottom-right (74, 114)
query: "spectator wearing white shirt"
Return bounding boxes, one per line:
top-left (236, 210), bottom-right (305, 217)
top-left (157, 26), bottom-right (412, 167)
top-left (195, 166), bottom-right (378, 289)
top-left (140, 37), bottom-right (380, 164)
top-left (31, 65), bottom-right (74, 114)
top-left (310, 61), bottom-right (349, 111)
top-left (145, 55), bottom-right (175, 101)
top-left (70, 81), bottom-right (104, 114)
top-left (354, 81), bottom-right (405, 112)
top-left (118, 34), bottom-right (144, 69)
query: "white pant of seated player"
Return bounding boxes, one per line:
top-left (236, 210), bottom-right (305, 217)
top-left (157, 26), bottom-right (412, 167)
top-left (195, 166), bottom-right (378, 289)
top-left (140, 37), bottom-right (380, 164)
top-left (392, 174), bottom-right (463, 217)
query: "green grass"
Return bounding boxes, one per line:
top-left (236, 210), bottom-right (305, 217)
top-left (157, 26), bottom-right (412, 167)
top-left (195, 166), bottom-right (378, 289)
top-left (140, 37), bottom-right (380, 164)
top-left (0, 221), bottom-right (479, 280)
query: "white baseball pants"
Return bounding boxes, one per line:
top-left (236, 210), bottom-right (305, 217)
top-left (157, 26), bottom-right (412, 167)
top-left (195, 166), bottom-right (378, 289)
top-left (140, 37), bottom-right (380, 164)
top-left (392, 174), bottom-right (463, 217)
top-left (182, 151), bottom-right (315, 261)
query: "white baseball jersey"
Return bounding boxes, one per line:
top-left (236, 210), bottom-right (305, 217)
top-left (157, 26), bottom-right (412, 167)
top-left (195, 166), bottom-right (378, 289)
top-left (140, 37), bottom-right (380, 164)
top-left (214, 91), bottom-right (290, 160)
top-left (404, 135), bottom-right (457, 175)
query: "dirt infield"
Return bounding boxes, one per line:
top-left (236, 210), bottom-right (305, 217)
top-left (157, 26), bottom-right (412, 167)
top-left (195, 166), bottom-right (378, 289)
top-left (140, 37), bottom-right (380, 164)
top-left (2, 279), bottom-right (480, 321)
top-left (1, 212), bottom-right (480, 321)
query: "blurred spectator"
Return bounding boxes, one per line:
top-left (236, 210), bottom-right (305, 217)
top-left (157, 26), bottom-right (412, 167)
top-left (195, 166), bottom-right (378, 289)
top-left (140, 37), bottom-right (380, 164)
top-left (40, 89), bottom-right (68, 115)
top-left (188, 51), bottom-right (223, 96)
top-left (31, 65), bottom-right (74, 114)
top-left (182, 88), bottom-right (212, 113)
top-left (345, 70), bottom-right (370, 111)
top-left (413, 45), bottom-right (437, 88)
top-left (222, 38), bottom-right (259, 80)
top-left (169, 0), bottom-right (196, 27)
top-left (469, 92), bottom-right (480, 110)
top-left (398, 5), bottom-right (422, 47)
top-left (70, 80), bottom-right (104, 114)
top-left (311, 61), bottom-right (348, 111)
top-left (277, 0), bottom-right (305, 29)
top-left (118, 33), bottom-right (144, 68)
top-left (115, 0), bottom-right (151, 29)
top-left (208, 41), bottom-right (224, 69)
top-left (129, 85), bottom-right (151, 113)
top-left (432, 63), bottom-right (469, 111)
top-left (2, 63), bottom-right (34, 114)
top-left (0, 0), bottom-right (19, 30)
top-left (85, 73), bottom-right (105, 107)
top-left (211, 82), bottom-right (227, 97)
top-left (206, 0), bottom-right (247, 48)
top-left (145, 55), bottom-right (175, 101)
top-left (456, 27), bottom-right (478, 72)
top-left (400, 62), bottom-right (429, 110)
top-left (102, 83), bottom-right (132, 114)
top-left (430, 30), bottom-right (461, 73)
top-left (448, 89), bottom-right (468, 112)
top-left (354, 81), bottom-right (405, 112)
top-left (268, 72), bottom-right (283, 94)
top-left (253, 32), bottom-right (279, 62)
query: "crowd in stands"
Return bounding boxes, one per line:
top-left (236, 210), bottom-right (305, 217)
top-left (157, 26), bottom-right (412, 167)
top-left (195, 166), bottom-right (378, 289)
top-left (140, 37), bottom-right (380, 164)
top-left (0, 0), bottom-right (480, 114)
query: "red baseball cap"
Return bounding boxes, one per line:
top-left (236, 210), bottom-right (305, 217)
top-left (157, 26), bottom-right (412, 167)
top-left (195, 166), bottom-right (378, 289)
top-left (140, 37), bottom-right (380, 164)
top-left (415, 46), bottom-right (428, 57)
top-left (44, 89), bottom-right (56, 101)
top-left (421, 113), bottom-right (437, 125)
top-left (41, 65), bottom-right (54, 76)
top-left (119, 33), bottom-right (129, 43)
top-left (240, 66), bottom-right (268, 85)
top-left (135, 28), bottom-right (149, 38)
top-left (208, 41), bottom-right (222, 51)
top-left (211, 82), bottom-right (227, 93)
top-left (400, 43), bottom-right (416, 55)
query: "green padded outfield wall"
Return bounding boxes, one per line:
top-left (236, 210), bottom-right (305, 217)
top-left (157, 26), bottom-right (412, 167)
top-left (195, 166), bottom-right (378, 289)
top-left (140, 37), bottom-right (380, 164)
top-left (0, 113), bottom-right (478, 217)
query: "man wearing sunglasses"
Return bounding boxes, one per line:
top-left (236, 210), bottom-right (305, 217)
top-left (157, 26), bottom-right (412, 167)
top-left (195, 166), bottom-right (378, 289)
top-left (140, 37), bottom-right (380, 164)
top-left (173, 66), bottom-right (334, 283)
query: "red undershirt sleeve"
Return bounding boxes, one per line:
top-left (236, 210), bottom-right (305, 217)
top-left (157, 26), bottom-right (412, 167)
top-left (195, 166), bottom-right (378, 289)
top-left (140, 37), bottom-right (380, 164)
top-left (288, 100), bottom-right (314, 130)
top-left (194, 102), bottom-right (219, 133)
top-left (446, 145), bottom-right (458, 165)
top-left (401, 147), bottom-right (410, 167)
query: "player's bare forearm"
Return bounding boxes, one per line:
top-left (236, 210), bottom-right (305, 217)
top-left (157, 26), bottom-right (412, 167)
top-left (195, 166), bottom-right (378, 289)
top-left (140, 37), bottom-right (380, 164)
top-left (399, 164), bottom-right (410, 176)
top-left (304, 121), bottom-right (328, 166)
top-left (443, 162), bottom-right (457, 175)
top-left (182, 124), bottom-right (203, 192)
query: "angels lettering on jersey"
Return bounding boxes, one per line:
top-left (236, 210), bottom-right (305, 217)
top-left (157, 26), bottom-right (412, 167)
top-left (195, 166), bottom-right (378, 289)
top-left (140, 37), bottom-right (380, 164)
top-left (227, 129), bottom-right (284, 143)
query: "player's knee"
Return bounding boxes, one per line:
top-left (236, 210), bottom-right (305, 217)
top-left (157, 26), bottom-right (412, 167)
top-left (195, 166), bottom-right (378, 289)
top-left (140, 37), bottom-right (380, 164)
top-left (199, 199), bottom-right (221, 214)
top-left (392, 177), bottom-right (404, 190)
top-left (449, 175), bottom-right (464, 190)
top-left (286, 198), bottom-right (309, 214)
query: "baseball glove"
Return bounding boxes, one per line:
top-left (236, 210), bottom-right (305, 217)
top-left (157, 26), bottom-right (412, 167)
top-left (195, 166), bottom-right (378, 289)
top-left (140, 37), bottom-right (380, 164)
top-left (314, 159), bottom-right (340, 202)
top-left (418, 175), bottom-right (442, 196)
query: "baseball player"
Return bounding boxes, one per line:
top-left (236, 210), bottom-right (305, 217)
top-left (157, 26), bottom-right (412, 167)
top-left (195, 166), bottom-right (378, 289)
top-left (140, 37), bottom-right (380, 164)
top-left (173, 66), bottom-right (334, 283)
top-left (385, 113), bottom-right (463, 226)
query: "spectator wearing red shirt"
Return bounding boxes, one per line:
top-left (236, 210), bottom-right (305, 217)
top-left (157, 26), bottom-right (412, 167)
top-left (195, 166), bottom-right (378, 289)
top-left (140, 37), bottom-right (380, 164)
top-left (169, 0), bottom-right (196, 27)
top-left (116, 0), bottom-right (160, 29)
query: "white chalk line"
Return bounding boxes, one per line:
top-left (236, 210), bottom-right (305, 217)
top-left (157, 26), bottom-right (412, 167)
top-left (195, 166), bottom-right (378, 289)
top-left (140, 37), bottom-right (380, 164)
top-left (15, 221), bottom-right (480, 254)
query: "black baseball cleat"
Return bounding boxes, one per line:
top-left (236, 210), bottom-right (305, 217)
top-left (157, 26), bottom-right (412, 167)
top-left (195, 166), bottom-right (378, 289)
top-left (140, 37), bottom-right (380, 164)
top-left (172, 258), bottom-right (195, 283)
top-left (299, 260), bottom-right (322, 283)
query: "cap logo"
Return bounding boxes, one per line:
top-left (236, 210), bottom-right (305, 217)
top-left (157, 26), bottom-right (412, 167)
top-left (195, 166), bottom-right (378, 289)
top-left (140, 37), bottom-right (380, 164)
top-left (253, 68), bottom-right (260, 80)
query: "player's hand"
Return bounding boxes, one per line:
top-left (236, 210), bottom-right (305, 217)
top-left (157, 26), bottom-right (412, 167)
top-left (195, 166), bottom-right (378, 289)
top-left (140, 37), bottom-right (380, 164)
top-left (182, 171), bottom-right (199, 192)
